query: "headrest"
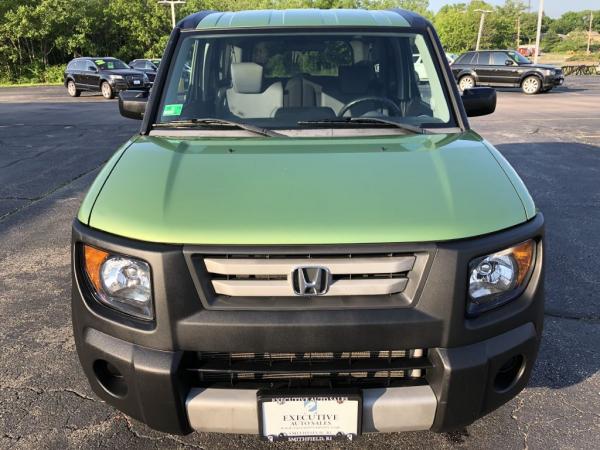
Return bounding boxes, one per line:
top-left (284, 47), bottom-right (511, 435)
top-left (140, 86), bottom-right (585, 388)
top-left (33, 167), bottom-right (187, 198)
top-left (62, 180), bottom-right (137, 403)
top-left (231, 62), bottom-right (263, 94)
top-left (339, 65), bottom-right (372, 94)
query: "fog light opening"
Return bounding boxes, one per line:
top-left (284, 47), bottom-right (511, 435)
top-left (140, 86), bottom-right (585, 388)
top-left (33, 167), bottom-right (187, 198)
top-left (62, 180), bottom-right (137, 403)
top-left (93, 359), bottom-right (128, 398)
top-left (494, 354), bottom-right (526, 393)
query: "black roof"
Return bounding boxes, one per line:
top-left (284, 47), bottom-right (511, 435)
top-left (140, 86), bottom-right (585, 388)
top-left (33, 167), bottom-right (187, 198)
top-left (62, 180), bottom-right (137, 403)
top-left (176, 9), bottom-right (431, 30)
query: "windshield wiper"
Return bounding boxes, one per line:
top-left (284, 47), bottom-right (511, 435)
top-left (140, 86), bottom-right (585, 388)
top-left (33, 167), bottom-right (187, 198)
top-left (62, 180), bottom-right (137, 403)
top-left (154, 118), bottom-right (284, 137)
top-left (298, 117), bottom-right (425, 134)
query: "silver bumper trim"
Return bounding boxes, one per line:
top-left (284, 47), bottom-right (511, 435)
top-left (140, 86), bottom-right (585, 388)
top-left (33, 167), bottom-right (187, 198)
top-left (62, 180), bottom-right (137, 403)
top-left (185, 385), bottom-right (437, 434)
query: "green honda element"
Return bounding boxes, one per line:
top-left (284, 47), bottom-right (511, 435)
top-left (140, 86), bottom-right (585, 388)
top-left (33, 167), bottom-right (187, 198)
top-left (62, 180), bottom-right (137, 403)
top-left (72, 8), bottom-right (544, 441)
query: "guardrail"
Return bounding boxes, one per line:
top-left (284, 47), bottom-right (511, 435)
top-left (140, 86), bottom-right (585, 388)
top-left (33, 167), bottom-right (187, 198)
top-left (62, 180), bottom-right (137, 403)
top-left (561, 65), bottom-right (600, 76)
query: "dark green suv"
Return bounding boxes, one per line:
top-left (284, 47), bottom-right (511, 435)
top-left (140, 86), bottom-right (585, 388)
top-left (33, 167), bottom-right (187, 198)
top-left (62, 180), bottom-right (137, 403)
top-left (72, 8), bottom-right (544, 442)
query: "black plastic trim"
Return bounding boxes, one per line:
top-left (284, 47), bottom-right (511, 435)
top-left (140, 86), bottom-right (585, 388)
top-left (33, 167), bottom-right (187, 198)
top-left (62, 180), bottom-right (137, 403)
top-left (72, 214), bottom-right (544, 434)
top-left (140, 27), bottom-right (181, 135)
top-left (427, 322), bottom-right (539, 431)
top-left (387, 8), bottom-right (431, 29)
top-left (176, 10), bottom-right (217, 29)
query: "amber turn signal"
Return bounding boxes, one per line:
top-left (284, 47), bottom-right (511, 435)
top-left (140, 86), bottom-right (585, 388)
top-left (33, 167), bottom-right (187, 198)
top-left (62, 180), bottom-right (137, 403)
top-left (511, 240), bottom-right (535, 285)
top-left (83, 245), bottom-right (109, 293)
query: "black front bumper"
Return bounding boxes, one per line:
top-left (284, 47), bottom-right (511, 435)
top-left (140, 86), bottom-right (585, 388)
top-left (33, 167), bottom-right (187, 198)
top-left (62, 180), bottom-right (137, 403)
top-left (109, 79), bottom-right (151, 92)
top-left (71, 214), bottom-right (545, 435)
top-left (543, 73), bottom-right (564, 88)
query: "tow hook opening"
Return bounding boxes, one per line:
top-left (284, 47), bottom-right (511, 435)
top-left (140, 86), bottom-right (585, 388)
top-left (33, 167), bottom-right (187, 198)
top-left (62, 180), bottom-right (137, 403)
top-left (93, 359), bottom-right (128, 398)
top-left (494, 354), bottom-right (526, 393)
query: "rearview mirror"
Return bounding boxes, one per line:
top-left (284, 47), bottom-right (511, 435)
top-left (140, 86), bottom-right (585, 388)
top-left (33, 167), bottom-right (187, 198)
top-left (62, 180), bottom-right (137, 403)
top-left (118, 90), bottom-right (148, 120)
top-left (461, 87), bottom-right (496, 117)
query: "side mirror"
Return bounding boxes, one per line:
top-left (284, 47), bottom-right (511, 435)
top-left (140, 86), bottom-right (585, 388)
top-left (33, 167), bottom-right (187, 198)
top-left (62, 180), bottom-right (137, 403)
top-left (88, 66), bottom-right (98, 72)
top-left (505, 59), bottom-right (515, 66)
top-left (462, 87), bottom-right (496, 117)
top-left (118, 90), bottom-right (148, 120)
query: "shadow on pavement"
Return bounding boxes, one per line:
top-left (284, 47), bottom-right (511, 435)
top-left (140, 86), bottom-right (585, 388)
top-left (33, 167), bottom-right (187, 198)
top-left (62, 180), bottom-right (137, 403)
top-left (494, 85), bottom-right (587, 95)
top-left (495, 141), bottom-right (600, 390)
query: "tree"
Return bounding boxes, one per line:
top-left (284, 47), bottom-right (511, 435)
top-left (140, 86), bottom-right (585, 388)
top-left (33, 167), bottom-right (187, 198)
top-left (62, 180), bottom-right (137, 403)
top-left (434, 1), bottom-right (494, 53)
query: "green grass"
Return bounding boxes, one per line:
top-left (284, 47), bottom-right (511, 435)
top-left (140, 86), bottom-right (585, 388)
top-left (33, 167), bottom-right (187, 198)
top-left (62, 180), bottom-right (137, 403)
top-left (0, 81), bottom-right (63, 88)
top-left (539, 52), bottom-right (600, 65)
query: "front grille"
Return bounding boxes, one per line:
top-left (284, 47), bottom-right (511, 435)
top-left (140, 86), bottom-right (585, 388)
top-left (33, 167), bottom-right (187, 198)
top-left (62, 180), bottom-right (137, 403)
top-left (186, 249), bottom-right (431, 309)
top-left (184, 349), bottom-right (430, 389)
top-left (204, 253), bottom-right (414, 297)
top-left (125, 74), bottom-right (143, 86)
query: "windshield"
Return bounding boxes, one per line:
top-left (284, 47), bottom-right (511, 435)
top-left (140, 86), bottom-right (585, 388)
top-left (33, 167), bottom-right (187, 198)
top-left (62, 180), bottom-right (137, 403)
top-left (157, 32), bottom-right (454, 131)
top-left (508, 51), bottom-right (531, 65)
top-left (95, 58), bottom-right (129, 70)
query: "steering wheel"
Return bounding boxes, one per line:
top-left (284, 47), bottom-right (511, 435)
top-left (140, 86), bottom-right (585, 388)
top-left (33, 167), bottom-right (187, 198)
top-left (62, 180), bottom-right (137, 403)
top-left (337, 96), bottom-right (402, 117)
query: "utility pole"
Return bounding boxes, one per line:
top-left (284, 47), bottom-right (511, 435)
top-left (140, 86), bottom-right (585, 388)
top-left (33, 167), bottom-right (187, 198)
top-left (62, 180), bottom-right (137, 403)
top-left (475, 9), bottom-right (493, 51)
top-left (533, 0), bottom-right (544, 64)
top-left (587, 12), bottom-right (594, 55)
top-left (517, 15), bottom-right (521, 48)
top-left (159, 0), bottom-right (186, 29)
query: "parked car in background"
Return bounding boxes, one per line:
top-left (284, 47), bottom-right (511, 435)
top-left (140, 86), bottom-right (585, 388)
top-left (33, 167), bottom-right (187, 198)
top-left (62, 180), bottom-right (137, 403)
top-left (451, 50), bottom-right (564, 94)
top-left (517, 46), bottom-right (535, 57)
top-left (414, 52), bottom-right (457, 83)
top-left (129, 58), bottom-right (161, 83)
top-left (64, 57), bottom-right (151, 99)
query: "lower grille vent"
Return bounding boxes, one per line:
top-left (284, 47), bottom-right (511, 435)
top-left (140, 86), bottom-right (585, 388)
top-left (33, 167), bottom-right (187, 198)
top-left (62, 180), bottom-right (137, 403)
top-left (185, 350), bottom-right (430, 389)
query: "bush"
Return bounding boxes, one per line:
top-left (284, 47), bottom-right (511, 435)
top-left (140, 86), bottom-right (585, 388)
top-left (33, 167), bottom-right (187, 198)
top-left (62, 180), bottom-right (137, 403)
top-left (0, 64), bottom-right (64, 85)
top-left (42, 65), bottom-right (66, 83)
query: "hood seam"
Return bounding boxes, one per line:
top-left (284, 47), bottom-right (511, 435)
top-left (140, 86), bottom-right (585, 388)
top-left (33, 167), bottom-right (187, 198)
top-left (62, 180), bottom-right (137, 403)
top-left (86, 137), bottom-right (138, 225)
top-left (481, 140), bottom-right (530, 220)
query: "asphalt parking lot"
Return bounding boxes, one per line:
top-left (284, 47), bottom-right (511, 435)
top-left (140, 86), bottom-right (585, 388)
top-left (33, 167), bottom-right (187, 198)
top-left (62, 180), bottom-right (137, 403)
top-left (1, 79), bottom-right (599, 449)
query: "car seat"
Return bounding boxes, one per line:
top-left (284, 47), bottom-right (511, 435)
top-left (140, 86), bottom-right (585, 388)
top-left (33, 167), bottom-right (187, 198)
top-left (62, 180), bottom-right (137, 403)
top-left (225, 63), bottom-right (283, 118)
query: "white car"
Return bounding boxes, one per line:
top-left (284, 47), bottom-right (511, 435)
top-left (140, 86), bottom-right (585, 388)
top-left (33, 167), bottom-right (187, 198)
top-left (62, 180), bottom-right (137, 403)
top-left (414, 53), bottom-right (458, 82)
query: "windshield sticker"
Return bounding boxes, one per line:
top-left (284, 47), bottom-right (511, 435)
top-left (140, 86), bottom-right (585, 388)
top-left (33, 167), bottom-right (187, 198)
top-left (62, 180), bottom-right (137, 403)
top-left (95, 59), bottom-right (105, 65)
top-left (163, 104), bottom-right (183, 116)
top-left (107, 62), bottom-right (115, 69)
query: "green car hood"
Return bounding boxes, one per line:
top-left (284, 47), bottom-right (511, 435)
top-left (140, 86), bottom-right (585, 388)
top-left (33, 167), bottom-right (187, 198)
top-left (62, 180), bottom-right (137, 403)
top-left (80, 132), bottom-right (535, 245)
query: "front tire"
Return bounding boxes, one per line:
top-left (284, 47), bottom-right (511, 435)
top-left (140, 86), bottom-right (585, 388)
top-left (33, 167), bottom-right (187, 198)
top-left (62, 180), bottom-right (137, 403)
top-left (67, 80), bottom-right (80, 97)
top-left (521, 76), bottom-right (541, 95)
top-left (458, 75), bottom-right (475, 91)
top-left (101, 81), bottom-right (114, 99)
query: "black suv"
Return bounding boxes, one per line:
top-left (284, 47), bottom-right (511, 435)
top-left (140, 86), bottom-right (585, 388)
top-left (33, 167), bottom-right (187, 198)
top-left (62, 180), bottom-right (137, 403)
top-left (128, 59), bottom-right (161, 83)
top-left (64, 57), bottom-right (150, 99)
top-left (451, 50), bottom-right (564, 95)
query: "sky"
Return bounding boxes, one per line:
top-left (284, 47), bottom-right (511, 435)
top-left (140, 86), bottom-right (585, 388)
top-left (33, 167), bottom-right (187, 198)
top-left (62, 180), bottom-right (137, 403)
top-left (428, 0), bottom-right (599, 18)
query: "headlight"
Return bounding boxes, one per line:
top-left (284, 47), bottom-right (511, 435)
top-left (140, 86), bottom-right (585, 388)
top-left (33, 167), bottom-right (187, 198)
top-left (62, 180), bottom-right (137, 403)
top-left (82, 245), bottom-right (153, 320)
top-left (108, 74), bottom-right (123, 80)
top-left (467, 240), bottom-right (535, 316)
top-left (544, 69), bottom-right (555, 76)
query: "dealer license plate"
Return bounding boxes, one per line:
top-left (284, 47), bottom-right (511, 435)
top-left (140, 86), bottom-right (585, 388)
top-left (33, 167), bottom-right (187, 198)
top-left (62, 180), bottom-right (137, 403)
top-left (258, 392), bottom-right (361, 442)
top-left (133, 80), bottom-right (141, 85)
